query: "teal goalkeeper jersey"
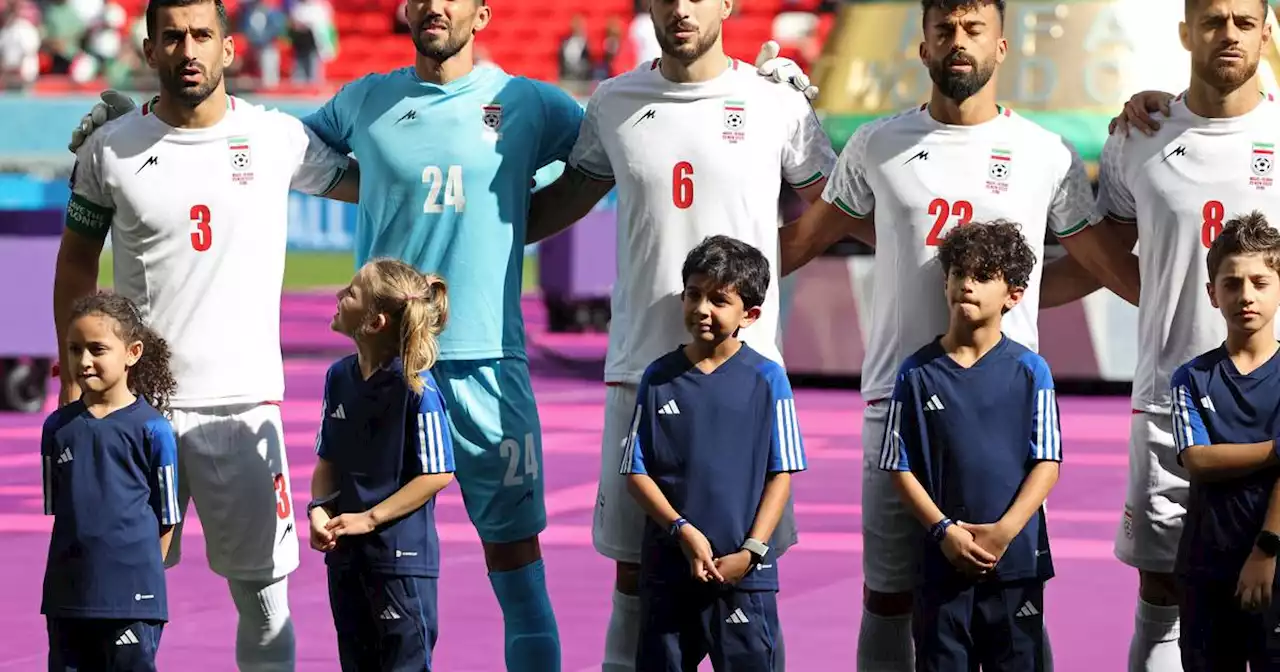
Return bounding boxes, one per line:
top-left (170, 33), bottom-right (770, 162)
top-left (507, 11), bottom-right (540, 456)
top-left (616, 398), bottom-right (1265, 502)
top-left (303, 65), bottom-right (584, 360)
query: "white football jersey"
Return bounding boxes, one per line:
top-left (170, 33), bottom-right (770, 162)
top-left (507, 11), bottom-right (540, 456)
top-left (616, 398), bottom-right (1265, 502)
top-left (824, 104), bottom-right (1093, 402)
top-left (1095, 93), bottom-right (1280, 414)
top-left (568, 59), bottom-right (836, 384)
top-left (67, 96), bottom-right (350, 408)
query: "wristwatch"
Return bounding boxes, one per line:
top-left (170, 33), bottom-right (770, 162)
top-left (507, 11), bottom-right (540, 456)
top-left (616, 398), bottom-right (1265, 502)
top-left (929, 517), bottom-right (955, 544)
top-left (1257, 530), bottom-right (1280, 557)
top-left (741, 538), bottom-right (770, 564)
top-left (669, 517), bottom-right (689, 537)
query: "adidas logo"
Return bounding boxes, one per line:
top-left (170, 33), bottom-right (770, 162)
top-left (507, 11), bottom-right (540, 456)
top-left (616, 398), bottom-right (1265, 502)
top-left (725, 608), bottom-right (750, 624)
top-left (657, 400), bottom-right (681, 415)
top-left (923, 394), bottom-right (945, 412)
top-left (56, 448), bottom-right (73, 464)
top-left (115, 629), bottom-right (139, 646)
top-left (1201, 396), bottom-right (1216, 413)
top-left (1015, 601), bottom-right (1040, 618)
top-left (330, 404), bottom-right (346, 420)
top-left (378, 606), bottom-right (401, 621)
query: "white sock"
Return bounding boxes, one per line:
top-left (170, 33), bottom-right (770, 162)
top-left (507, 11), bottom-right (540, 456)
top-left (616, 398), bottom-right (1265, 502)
top-left (228, 577), bottom-right (296, 672)
top-left (602, 590), bottom-right (642, 672)
top-left (1128, 599), bottom-right (1180, 672)
top-left (856, 609), bottom-right (914, 672)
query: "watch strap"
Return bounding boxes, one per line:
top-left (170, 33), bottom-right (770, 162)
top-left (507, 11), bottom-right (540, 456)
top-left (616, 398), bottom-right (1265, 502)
top-left (741, 537), bottom-right (770, 559)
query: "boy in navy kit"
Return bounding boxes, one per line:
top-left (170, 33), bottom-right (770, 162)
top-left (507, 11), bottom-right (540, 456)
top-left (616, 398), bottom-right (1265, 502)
top-left (621, 235), bottom-right (807, 671)
top-left (1170, 212), bottom-right (1280, 671)
top-left (308, 258), bottom-right (456, 672)
top-left (42, 292), bottom-right (180, 672)
top-left (880, 221), bottom-right (1063, 671)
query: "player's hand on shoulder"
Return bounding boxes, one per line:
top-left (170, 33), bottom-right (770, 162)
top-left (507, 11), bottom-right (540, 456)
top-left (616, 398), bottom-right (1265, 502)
top-left (678, 524), bottom-right (725, 583)
top-left (713, 550), bottom-right (754, 584)
top-left (308, 507), bottom-right (336, 552)
top-left (755, 40), bottom-right (819, 101)
top-left (325, 511), bottom-right (377, 538)
top-left (940, 523), bottom-right (997, 576)
top-left (1237, 547), bottom-right (1276, 612)
top-left (1108, 90), bottom-right (1173, 138)
top-left (68, 90), bottom-right (138, 153)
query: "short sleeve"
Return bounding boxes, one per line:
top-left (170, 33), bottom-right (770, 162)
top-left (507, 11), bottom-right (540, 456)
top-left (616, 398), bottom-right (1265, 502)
top-left (41, 418), bottom-right (56, 516)
top-left (1093, 133), bottom-right (1137, 224)
top-left (878, 365), bottom-right (921, 472)
top-left (65, 137), bottom-right (115, 240)
top-left (532, 80), bottom-right (586, 169)
top-left (567, 86), bottom-right (614, 181)
top-left (302, 78), bottom-right (366, 156)
top-left (315, 365), bottom-right (335, 458)
top-left (781, 96), bottom-right (836, 190)
top-left (145, 418), bottom-right (181, 526)
top-left (620, 373), bottom-right (654, 476)
top-left (762, 364), bottom-right (807, 473)
top-left (821, 119), bottom-right (884, 219)
top-left (408, 375), bottom-right (455, 475)
top-left (1021, 354), bottom-right (1063, 462)
top-left (1171, 366), bottom-right (1210, 454)
top-left (285, 116), bottom-right (351, 196)
top-left (1048, 139), bottom-right (1093, 238)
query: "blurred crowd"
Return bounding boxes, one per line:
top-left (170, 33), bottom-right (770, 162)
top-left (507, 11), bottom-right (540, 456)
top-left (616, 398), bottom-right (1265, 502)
top-left (0, 0), bottom-right (336, 91)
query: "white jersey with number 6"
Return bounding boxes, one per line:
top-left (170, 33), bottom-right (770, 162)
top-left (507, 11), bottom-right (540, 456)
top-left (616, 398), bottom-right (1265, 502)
top-left (568, 59), bottom-right (837, 384)
top-left (824, 104), bottom-right (1093, 402)
top-left (1095, 94), bottom-right (1280, 414)
top-left (66, 97), bottom-right (350, 408)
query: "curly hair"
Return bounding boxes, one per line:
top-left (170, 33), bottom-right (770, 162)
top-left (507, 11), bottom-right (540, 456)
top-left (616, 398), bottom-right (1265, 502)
top-left (358, 258), bottom-right (450, 395)
top-left (1206, 210), bottom-right (1280, 281)
top-left (936, 220), bottom-right (1036, 291)
top-left (69, 292), bottom-right (177, 415)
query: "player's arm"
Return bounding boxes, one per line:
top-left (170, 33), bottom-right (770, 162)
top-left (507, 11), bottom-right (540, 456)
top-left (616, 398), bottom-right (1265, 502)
top-left (1173, 371), bottom-right (1278, 480)
top-left (526, 82), bottom-right (614, 244)
top-left (55, 150), bottom-right (114, 404)
top-left (144, 419), bottom-right (181, 561)
top-left (780, 126), bottom-right (878, 276)
top-left (985, 359), bottom-right (1063, 543)
top-left (620, 378), bottom-right (673, 523)
top-left (1055, 134), bottom-right (1142, 306)
top-left (287, 117), bottom-right (359, 203)
top-left (1041, 220), bottom-right (1140, 307)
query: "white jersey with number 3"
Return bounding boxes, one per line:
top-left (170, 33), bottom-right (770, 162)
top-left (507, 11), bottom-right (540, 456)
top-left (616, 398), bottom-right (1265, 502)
top-left (823, 105), bottom-right (1094, 402)
top-left (568, 59), bottom-right (837, 384)
top-left (66, 97), bottom-right (350, 408)
top-left (1095, 94), bottom-right (1280, 414)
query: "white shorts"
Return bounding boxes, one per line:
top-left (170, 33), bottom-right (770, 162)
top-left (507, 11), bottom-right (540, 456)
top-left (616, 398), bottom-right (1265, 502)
top-left (592, 384), bottom-right (799, 564)
top-left (167, 403), bottom-right (300, 582)
top-left (861, 402), bottom-right (923, 594)
top-left (1114, 410), bottom-right (1189, 574)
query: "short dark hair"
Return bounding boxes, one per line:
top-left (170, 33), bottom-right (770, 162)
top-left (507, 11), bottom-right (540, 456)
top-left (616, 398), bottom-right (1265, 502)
top-left (146, 0), bottom-right (229, 39)
top-left (936, 220), bottom-right (1036, 291)
top-left (920, 0), bottom-right (1006, 26)
top-left (1206, 211), bottom-right (1280, 281)
top-left (1184, 0), bottom-right (1268, 18)
top-left (681, 235), bottom-right (771, 310)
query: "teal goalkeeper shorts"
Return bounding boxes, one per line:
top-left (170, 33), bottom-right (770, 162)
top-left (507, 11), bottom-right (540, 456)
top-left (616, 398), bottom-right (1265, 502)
top-left (433, 358), bottom-right (546, 544)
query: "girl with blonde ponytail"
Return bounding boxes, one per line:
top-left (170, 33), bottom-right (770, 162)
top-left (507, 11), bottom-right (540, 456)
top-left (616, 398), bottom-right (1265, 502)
top-left (307, 258), bottom-right (456, 670)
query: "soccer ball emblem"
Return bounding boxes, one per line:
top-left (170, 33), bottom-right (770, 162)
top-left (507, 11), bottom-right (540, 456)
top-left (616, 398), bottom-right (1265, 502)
top-left (988, 162), bottom-right (1009, 180)
top-left (483, 109), bottom-right (501, 130)
top-left (1254, 154), bottom-right (1273, 176)
top-left (231, 152), bottom-right (250, 170)
top-left (725, 111), bottom-right (744, 130)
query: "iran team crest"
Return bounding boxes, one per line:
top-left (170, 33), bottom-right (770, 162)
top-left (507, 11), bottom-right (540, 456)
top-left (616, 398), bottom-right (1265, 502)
top-left (228, 137), bottom-right (254, 185)
top-left (722, 100), bottom-right (745, 144)
top-left (986, 148), bottom-right (1011, 194)
top-left (1251, 142), bottom-right (1274, 190)
top-left (482, 104), bottom-right (502, 130)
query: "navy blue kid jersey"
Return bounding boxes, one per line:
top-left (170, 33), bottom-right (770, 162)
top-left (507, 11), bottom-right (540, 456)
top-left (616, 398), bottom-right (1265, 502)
top-left (879, 336), bottom-right (1062, 585)
top-left (316, 356), bottom-right (455, 577)
top-left (1171, 345), bottom-right (1280, 580)
top-left (620, 344), bottom-right (808, 591)
top-left (41, 398), bottom-right (180, 620)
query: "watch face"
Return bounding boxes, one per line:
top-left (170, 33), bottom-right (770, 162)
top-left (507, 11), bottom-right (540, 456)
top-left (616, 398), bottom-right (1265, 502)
top-left (1259, 532), bottom-right (1280, 554)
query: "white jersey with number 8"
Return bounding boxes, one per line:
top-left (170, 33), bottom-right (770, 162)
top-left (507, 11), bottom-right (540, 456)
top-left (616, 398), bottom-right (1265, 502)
top-left (823, 105), bottom-right (1094, 402)
top-left (66, 97), bottom-right (350, 408)
top-left (1095, 94), bottom-right (1280, 414)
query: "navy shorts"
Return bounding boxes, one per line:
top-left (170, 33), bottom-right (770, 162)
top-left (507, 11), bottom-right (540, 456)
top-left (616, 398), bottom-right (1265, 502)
top-left (913, 579), bottom-right (1046, 672)
top-left (637, 583), bottom-right (779, 671)
top-left (1181, 577), bottom-right (1280, 671)
top-left (327, 565), bottom-right (439, 672)
top-left (47, 617), bottom-right (164, 672)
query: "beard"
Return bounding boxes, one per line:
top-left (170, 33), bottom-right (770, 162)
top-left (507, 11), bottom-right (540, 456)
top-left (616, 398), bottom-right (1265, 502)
top-left (158, 61), bottom-right (222, 108)
top-left (928, 51), bottom-right (996, 102)
top-left (1194, 51), bottom-right (1259, 93)
top-left (412, 24), bottom-right (470, 62)
top-left (655, 20), bottom-right (721, 64)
